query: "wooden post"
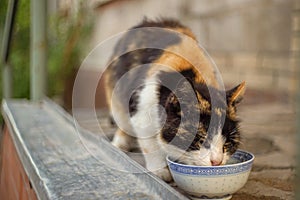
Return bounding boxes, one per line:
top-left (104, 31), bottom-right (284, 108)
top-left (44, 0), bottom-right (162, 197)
top-left (30, 0), bottom-right (47, 101)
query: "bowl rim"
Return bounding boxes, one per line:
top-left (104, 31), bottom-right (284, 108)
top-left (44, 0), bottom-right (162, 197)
top-left (166, 149), bottom-right (255, 169)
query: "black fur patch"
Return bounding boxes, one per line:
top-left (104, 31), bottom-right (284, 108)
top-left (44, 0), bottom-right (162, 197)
top-left (109, 49), bottom-right (163, 87)
top-left (194, 83), bottom-right (227, 110)
top-left (158, 69), bottom-right (196, 108)
top-left (222, 117), bottom-right (240, 154)
top-left (133, 18), bottom-right (187, 29)
top-left (107, 19), bottom-right (186, 116)
top-left (128, 85), bottom-right (144, 117)
top-left (112, 19), bottom-right (182, 59)
top-left (158, 69), bottom-right (205, 151)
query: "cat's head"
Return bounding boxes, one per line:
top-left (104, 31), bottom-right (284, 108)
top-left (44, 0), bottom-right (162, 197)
top-left (159, 79), bottom-right (245, 166)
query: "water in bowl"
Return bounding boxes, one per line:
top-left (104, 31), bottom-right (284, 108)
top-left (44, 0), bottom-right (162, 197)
top-left (225, 157), bottom-right (240, 165)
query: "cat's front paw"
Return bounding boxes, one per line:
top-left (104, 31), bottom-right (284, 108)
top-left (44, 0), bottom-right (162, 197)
top-left (152, 167), bottom-right (173, 182)
top-left (111, 129), bottom-right (134, 151)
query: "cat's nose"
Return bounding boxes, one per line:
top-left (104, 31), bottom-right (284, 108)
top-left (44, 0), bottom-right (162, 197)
top-left (211, 159), bottom-right (222, 166)
top-left (210, 149), bottom-right (223, 166)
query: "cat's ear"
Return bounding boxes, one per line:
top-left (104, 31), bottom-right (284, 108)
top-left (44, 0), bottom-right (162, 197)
top-left (226, 81), bottom-right (246, 106)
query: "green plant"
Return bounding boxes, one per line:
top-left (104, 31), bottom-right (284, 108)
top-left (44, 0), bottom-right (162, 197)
top-left (0, 0), bottom-right (30, 99)
top-left (0, 0), bottom-right (94, 101)
top-left (48, 3), bottom-right (94, 98)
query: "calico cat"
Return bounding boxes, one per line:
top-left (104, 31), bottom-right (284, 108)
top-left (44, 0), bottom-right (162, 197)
top-left (104, 18), bottom-right (245, 182)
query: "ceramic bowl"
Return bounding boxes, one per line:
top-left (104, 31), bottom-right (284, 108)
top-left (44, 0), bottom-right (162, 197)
top-left (166, 150), bottom-right (254, 200)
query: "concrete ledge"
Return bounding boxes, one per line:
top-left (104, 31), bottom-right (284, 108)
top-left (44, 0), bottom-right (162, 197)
top-left (1, 99), bottom-right (187, 200)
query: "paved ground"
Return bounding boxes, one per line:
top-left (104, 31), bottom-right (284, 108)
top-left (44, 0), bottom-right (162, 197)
top-left (230, 89), bottom-right (296, 199)
top-left (76, 89), bottom-right (296, 199)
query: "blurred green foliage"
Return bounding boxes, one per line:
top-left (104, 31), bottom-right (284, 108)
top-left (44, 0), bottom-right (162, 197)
top-left (48, 3), bottom-right (94, 97)
top-left (0, 0), bottom-right (7, 99)
top-left (1, 0), bottom-right (30, 98)
top-left (0, 0), bottom-right (94, 100)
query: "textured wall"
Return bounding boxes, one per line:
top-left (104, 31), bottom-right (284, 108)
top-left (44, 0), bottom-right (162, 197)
top-left (185, 0), bottom-right (294, 93)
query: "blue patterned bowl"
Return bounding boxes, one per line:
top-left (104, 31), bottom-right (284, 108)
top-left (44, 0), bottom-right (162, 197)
top-left (166, 150), bottom-right (254, 199)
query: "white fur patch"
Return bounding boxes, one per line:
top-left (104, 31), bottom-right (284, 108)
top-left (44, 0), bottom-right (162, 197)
top-left (130, 76), bottom-right (162, 139)
top-left (210, 132), bottom-right (225, 164)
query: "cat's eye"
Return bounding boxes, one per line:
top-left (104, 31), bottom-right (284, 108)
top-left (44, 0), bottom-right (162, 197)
top-left (223, 146), bottom-right (226, 152)
top-left (199, 138), bottom-right (205, 144)
top-left (223, 145), bottom-right (230, 153)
